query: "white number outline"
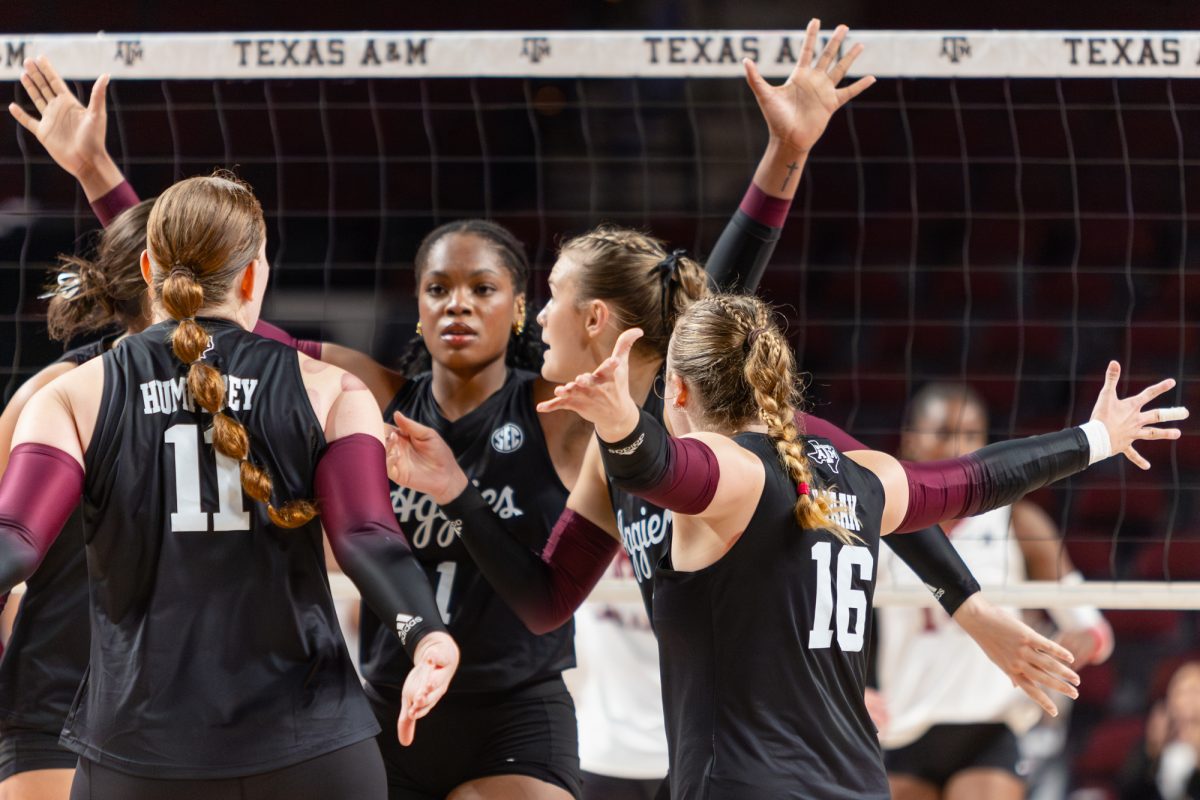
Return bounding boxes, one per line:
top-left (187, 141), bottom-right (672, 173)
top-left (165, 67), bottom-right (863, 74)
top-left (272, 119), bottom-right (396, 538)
top-left (434, 561), bottom-right (457, 624)
top-left (164, 423), bottom-right (250, 532)
top-left (808, 542), bottom-right (874, 652)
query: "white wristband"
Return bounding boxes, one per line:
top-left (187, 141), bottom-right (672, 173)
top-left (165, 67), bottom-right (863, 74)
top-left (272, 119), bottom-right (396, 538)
top-left (1078, 420), bottom-right (1111, 466)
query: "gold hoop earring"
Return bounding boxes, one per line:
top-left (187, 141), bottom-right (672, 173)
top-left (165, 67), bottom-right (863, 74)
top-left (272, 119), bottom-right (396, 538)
top-left (415, 321), bottom-right (423, 335)
top-left (513, 298), bottom-right (527, 337)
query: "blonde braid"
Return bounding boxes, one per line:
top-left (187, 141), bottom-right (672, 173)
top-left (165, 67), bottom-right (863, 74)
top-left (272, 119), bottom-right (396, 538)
top-left (737, 306), bottom-right (860, 545)
top-left (669, 293), bottom-right (859, 543)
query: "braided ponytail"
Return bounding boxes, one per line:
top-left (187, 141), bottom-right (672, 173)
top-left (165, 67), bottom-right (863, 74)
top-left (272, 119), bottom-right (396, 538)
top-left (150, 174), bottom-right (317, 529)
top-left (740, 319), bottom-right (858, 545)
top-left (670, 294), bottom-right (858, 545)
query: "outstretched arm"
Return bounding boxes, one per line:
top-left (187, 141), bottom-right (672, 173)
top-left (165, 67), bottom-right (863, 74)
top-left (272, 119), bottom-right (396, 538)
top-left (706, 20), bottom-right (874, 293)
top-left (851, 362), bottom-right (1187, 535)
top-left (386, 410), bottom-right (620, 635)
top-left (316, 377), bottom-right (457, 744)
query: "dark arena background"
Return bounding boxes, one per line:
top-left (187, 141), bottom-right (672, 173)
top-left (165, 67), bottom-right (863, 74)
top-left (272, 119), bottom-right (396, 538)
top-left (2, 2), bottom-right (1199, 798)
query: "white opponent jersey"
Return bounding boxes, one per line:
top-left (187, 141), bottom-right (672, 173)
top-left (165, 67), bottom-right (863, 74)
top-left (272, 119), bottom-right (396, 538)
top-left (876, 506), bottom-right (1041, 749)
top-left (569, 552), bottom-right (669, 780)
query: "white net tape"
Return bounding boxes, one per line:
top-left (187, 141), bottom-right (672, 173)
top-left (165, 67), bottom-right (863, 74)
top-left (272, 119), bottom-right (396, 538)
top-left (2, 31), bottom-right (1200, 79)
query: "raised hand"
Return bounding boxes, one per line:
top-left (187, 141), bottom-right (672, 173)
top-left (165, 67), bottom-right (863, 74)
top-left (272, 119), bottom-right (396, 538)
top-left (953, 594), bottom-right (1079, 717)
top-left (397, 632), bottom-right (458, 746)
top-left (1089, 361), bottom-right (1188, 470)
top-left (8, 56), bottom-right (123, 200)
top-left (385, 411), bottom-right (468, 504)
top-left (536, 328), bottom-right (643, 443)
top-left (742, 19), bottom-right (875, 157)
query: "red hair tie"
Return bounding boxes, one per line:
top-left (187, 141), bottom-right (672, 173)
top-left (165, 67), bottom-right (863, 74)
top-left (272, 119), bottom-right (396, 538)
top-left (797, 482), bottom-right (810, 497)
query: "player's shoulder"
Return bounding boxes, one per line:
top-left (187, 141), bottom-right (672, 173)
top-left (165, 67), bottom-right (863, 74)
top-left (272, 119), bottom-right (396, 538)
top-left (47, 356), bottom-right (106, 400)
top-left (13, 360), bottom-right (78, 405)
top-left (298, 352), bottom-right (378, 437)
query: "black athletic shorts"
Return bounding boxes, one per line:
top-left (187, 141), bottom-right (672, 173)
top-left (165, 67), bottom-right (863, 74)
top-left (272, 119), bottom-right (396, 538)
top-left (68, 738), bottom-right (385, 800)
top-left (0, 727), bottom-right (78, 781)
top-left (884, 723), bottom-right (1022, 788)
top-left (367, 675), bottom-right (581, 800)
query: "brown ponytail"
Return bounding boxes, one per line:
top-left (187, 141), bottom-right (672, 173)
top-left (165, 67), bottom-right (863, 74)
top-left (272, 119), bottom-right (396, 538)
top-left (559, 226), bottom-right (708, 360)
top-left (45, 198), bottom-right (155, 341)
top-left (669, 294), bottom-right (858, 545)
top-left (149, 173), bottom-right (316, 529)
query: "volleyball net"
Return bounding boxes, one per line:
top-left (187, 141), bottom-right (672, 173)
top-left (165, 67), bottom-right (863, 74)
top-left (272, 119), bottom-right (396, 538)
top-left (0, 30), bottom-right (1197, 609)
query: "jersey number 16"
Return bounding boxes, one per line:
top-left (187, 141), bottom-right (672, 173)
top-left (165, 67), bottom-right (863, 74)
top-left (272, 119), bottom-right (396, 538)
top-left (808, 541), bottom-right (873, 652)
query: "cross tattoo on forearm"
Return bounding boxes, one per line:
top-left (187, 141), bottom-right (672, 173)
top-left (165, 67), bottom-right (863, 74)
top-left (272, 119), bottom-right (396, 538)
top-left (780, 161), bottom-right (799, 192)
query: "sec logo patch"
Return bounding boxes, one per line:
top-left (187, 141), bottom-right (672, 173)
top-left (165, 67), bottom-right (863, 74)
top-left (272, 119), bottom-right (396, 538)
top-left (491, 423), bottom-right (524, 453)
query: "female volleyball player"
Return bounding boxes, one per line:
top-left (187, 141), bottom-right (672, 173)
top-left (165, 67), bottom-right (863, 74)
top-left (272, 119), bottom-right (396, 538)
top-left (0, 200), bottom-right (152, 800)
top-left (14, 30), bottom-right (1031, 799)
top-left (0, 174), bottom-right (459, 800)
top-left (387, 218), bottom-right (1099, 721)
top-left (873, 382), bottom-right (1114, 800)
top-left (535, 294), bottom-right (1183, 798)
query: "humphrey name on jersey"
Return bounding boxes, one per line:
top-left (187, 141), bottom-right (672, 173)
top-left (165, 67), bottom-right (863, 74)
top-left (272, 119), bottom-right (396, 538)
top-left (139, 375), bottom-right (259, 415)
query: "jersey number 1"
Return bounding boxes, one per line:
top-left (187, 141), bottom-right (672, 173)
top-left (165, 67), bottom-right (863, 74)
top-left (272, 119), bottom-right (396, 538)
top-left (808, 541), bottom-right (873, 652)
top-left (165, 423), bottom-right (250, 532)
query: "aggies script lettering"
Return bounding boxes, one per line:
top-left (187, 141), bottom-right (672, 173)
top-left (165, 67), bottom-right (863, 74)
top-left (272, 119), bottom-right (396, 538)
top-left (618, 505), bottom-right (671, 584)
top-left (391, 482), bottom-right (523, 549)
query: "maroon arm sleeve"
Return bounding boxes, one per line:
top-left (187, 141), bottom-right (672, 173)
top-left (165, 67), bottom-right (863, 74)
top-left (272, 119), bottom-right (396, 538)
top-left (90, 180), bottom-right (140, 228)
top-left (441, 485), bottom-right (621, 635)
top-left (598, 411), bottom-right (721, 516)
top-left (799, 411), bottom-right (1089, 536)
top-left (253, 319), bottom-right (324, 360)
top-left (0, 443), bottom-right (84, 595)
top-left (893, 428), bottom-right (1090, 533)
top-left (315, 434), bottom-right (447, 657)
top-left (739, 183), bottom-right (793, 228)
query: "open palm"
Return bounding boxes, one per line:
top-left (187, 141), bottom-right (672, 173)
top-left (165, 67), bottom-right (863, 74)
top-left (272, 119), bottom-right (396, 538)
top-left (385, 411), bottom-right (467, 504)
top-left (9, 56), bottom-right (110, 180)
top-left (743, 20), bottom-right (874, 155)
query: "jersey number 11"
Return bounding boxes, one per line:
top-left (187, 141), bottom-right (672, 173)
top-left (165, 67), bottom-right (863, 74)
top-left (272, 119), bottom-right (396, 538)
top-left (164, 423), bottom-right (250, 532)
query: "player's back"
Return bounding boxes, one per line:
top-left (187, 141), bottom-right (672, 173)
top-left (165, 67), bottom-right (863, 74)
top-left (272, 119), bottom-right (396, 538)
top-left (653, 433), bottom-right (888, 800)
top-left (61, 318), bottom-right (378, 779)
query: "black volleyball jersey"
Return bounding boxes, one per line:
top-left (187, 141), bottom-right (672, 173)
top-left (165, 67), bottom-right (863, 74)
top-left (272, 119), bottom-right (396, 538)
top-left (609, 377), bottom-right (669, 621)
top-left (0, 334), bottom-right (118, 734)
top-left (362, 370), bottom-right (573, 695)
top-left (655, 433), bottom-right (888, 800)
top-left (60, 319), bottom-right (378, 779)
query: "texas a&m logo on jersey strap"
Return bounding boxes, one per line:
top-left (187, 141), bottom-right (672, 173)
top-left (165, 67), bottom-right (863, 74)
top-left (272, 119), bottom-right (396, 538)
top-left (807, 440), bottom-right (840, 473)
